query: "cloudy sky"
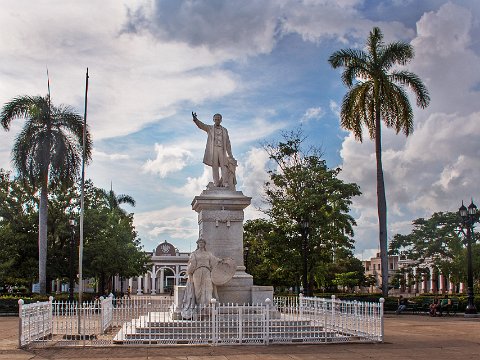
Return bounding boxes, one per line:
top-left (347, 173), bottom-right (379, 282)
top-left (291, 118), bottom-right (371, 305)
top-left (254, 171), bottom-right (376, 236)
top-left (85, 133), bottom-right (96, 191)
top-left (1, 0), bottom-right (479, 259)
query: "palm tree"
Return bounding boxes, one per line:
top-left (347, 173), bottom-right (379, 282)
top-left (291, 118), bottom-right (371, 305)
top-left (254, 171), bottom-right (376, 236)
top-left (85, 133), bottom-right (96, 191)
top-left (101, 184), bottom-right (136, 214)
top-left (1, 95), bottom-right (92, 294)
top-left (329, 27), bottom-right (430, 297)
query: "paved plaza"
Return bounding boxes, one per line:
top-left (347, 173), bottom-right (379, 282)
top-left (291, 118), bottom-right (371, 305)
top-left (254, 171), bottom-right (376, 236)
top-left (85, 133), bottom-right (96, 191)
top-left (0, 314), bottom-right (479, 359)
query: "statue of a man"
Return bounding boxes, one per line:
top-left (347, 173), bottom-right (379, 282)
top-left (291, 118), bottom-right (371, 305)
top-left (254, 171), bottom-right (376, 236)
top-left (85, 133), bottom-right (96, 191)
top-left (192, 112), bottom-right (235, 188)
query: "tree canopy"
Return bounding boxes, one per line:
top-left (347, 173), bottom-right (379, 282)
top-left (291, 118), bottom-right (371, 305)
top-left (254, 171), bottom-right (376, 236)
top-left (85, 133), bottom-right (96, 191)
top-left (389, 211), bottom-right (479, 286)
top-left (0, 170), bottom-right (149, 295)
top-left (255, 131), bottom-right (362, 294)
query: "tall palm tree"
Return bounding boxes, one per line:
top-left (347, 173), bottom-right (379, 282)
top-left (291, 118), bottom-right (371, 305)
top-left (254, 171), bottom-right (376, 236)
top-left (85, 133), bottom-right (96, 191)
top-left (329, 27), bottom-right (430, 297)
top-left (1, 95), bottom-right (92, 294)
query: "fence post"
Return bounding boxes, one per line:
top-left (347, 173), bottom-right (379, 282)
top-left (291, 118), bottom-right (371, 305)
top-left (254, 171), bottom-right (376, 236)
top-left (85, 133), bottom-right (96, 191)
top-left (331, 295), bottom-right (335, 331)
top-left (48, 296), bottom-right (53, 340)
top-left (18, 299), bottom-right (24, 348)
top-left (210, 298), bottom-right (217, 345)
top-left (299, 293), bottom-right (304, 318)
top-left (379, 298), bottom-right (385, 342)
top-left (148, 302), bottom-right (152, 346)
top-left (265, 298), bottom-right (271, 345)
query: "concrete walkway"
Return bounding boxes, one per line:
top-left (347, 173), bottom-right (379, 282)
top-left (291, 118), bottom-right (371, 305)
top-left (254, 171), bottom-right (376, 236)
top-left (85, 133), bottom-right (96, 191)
top-left (0, 314), bottom-right (479, 359)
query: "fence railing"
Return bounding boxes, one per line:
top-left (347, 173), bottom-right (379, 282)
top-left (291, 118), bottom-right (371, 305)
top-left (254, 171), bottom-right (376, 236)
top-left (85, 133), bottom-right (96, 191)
top-left (18, 295), bottom-right (384, 348)
top-left (18, 297), bottom-right (53, 347)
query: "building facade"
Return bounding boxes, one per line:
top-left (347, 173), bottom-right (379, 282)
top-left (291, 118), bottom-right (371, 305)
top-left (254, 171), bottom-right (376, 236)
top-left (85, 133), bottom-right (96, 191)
top-left (362, 253), bottom-right (465, 295)
top-left (113, 240), bottom-right (191, 295)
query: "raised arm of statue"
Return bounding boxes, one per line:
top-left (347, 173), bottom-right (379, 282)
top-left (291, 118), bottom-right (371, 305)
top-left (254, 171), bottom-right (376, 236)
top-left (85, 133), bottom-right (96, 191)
top-left (192, 111), bottom-right (209, 132)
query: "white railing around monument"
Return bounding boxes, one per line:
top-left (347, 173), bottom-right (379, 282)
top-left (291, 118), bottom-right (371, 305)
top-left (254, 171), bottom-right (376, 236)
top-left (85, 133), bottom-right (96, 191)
top-left (18, 295), bottom-right (384, 348)
top-left (18, 297), bottom-right (53, 347)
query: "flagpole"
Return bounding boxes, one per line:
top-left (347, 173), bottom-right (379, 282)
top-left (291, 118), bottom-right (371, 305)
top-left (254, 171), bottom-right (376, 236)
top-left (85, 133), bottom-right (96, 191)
top-left (79, 68), bottom-right (88, 325)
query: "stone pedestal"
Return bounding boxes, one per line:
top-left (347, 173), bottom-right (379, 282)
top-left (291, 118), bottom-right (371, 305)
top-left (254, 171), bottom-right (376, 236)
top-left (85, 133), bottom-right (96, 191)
top-left (191, 184), bottom-right (273, 304)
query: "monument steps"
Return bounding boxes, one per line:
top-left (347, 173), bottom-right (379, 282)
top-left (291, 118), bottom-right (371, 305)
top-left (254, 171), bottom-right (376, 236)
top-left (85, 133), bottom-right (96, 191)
top-left (113, 312), bottom-right (344, 344)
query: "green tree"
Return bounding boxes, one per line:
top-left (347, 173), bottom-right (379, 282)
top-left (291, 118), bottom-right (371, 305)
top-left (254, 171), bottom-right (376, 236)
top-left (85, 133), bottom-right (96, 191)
top-left (389, 211), bottom-right (473, 286)
top-left (0, 170), bottom-right (38, 287)
top-left (1, 95), bottom-right (92, 294)
top-left (332, 272), bottom-right (359, 293)
top-left (100, 186), bottom-right (136, 214)
top-left (243, 219), bottom-right (300, 290)
top-left (329, 27), bottom-right (430, 297)
top-left (82, 186), bottom-right (148, 295)
top-left (263, 131), bottom-right (361, 295)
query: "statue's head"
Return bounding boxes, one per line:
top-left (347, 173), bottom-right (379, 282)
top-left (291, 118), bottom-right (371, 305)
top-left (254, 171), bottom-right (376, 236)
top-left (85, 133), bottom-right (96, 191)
top-left (196, 238), bottom-right (206, 249)
top-left (213, 113), bottom-right (222, 125)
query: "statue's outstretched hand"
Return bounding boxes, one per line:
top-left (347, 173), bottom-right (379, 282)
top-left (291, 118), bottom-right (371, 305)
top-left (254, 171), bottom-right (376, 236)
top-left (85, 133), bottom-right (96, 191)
top-left (192, 112), bottom-right (198, 121)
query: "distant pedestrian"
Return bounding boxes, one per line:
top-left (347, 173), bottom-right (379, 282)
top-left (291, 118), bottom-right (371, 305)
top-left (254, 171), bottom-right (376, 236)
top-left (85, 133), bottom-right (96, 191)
top-left (396, 296), bottom-right (407, 315)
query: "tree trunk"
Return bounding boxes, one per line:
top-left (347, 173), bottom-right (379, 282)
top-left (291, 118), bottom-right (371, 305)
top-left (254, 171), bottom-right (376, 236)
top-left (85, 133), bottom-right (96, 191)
top-left (375, 108), bottom-right (389, 298)
top-left (38, 180), bottom-right (48, 295)
top-left (99, 272), bottom-right (105, 296)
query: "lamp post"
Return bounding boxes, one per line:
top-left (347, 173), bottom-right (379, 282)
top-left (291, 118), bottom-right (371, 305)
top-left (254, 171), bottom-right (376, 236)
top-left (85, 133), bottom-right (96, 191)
top-left (459, 201), bottom-right (478, 315)
top-left (68, 218), bottom-right (76, 302)
top-left (244, 243), bottom-right (250, 273)
top-left (300, 219), bottom-right (310, 297)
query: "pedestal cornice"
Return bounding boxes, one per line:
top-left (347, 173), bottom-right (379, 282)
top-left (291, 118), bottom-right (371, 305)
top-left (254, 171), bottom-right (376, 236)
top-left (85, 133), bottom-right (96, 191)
top-left (192, 187), bottom-right (251, 212)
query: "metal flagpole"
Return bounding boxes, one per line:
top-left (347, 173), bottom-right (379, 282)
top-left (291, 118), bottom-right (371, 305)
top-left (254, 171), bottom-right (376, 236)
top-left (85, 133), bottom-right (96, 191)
top-left (78, 68), bottom-right (88, 335)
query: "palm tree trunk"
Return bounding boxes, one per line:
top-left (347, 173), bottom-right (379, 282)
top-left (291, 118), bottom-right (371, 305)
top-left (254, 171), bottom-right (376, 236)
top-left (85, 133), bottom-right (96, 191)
top-left (38, 179), bottom-right (48, 295)
top-left (375, 109), bottom-right (389, 298)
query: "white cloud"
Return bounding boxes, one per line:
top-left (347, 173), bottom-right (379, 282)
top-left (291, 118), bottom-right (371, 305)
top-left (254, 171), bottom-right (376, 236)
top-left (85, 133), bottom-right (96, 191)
top-left (93, 149), bottom-right (130, 161)
top-left (329, 100), bottom-right (340, 118)
top-left (0, 0), bottom-right (239, 142)
top-left (124, 0), bottom-right (284, 57)
top-left (281, 0), bottom-right (414, 44)
top-left (238, 147), bottom-right (271, 210)
top-left (143, 143), bottom-right (193, 177)
top-left (301, 107), bottom-right (325, 123)
top-left (134, 205), bottom-right (198, 251)
top-left (173, 167), bottom-right (211, 198)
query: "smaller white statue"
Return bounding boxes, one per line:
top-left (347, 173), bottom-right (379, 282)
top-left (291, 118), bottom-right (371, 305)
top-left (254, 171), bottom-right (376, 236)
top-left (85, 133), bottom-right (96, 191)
top-left (181, 238), bottom-right (236, 319)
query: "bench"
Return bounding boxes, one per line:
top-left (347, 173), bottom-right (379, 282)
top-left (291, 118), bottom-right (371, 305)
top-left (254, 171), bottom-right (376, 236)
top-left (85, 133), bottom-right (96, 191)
top-left (439, 298), bottom-right (459, 316)
top-left (421, 298), bottom-right (434, 315)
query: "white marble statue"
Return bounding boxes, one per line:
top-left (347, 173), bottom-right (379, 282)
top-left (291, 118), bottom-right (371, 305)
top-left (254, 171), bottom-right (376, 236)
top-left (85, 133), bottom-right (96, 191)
top-left (181, 238), bottom-right (220, 319)
top-left (192, 112), bottom-right (236, 189)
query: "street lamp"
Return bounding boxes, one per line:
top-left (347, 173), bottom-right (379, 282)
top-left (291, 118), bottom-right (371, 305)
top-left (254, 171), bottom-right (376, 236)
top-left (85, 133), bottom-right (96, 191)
top-left (69, 218), bottom-right (76, 302)
top-left (300, 219), bottom-right (310, 297)
top-left (244, 242), bottom-right (250, 273)
top-left (459, 200), bottom-right (478, 315)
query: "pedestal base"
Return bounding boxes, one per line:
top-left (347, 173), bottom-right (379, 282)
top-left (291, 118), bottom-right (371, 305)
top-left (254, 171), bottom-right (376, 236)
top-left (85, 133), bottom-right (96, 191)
top-left (172, 282), bottom-right (274, 319)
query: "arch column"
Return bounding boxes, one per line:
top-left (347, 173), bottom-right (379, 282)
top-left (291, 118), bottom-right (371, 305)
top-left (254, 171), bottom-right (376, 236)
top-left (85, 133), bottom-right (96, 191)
top-left (459, 282), bottom-right (465, 293)
top-left (413, 268), bottom-right (419, 293)
top-left (175, 265), bottom-right (180, 286)
top-left (151, 265), bottom-right (156, 295)
top-left (137, 276), bottom-right (142, 295)
top-left (143, 273), bottom-right (149, 294)
top-left (429, 266), bottom-right (435, 293)
top-left (159, 268), bottom-right (165, 294)
top-left (448, 279), bottom-right (454, 294)
top-left (439, 273), bottom-right (444, 293)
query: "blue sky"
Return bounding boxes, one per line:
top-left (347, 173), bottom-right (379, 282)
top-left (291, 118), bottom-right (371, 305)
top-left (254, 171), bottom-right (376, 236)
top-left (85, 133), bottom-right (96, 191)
top-left (1, 0), bottom-right (479, 259)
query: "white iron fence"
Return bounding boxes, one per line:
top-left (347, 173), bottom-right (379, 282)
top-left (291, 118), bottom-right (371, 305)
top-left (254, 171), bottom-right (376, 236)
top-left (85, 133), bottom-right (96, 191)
top-left (18, 295), bottom-right (384, 348)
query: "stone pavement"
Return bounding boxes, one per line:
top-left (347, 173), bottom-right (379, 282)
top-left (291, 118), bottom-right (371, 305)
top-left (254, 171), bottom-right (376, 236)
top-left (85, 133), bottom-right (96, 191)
top-left (0, 314), bottom-right (479, 360)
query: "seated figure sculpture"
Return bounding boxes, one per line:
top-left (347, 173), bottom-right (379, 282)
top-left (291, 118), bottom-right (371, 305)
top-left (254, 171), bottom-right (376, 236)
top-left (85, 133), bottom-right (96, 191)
top-left (181, 238), bottom-right (235, 319)
top-left (181, 238), bottom-right (219, 319)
